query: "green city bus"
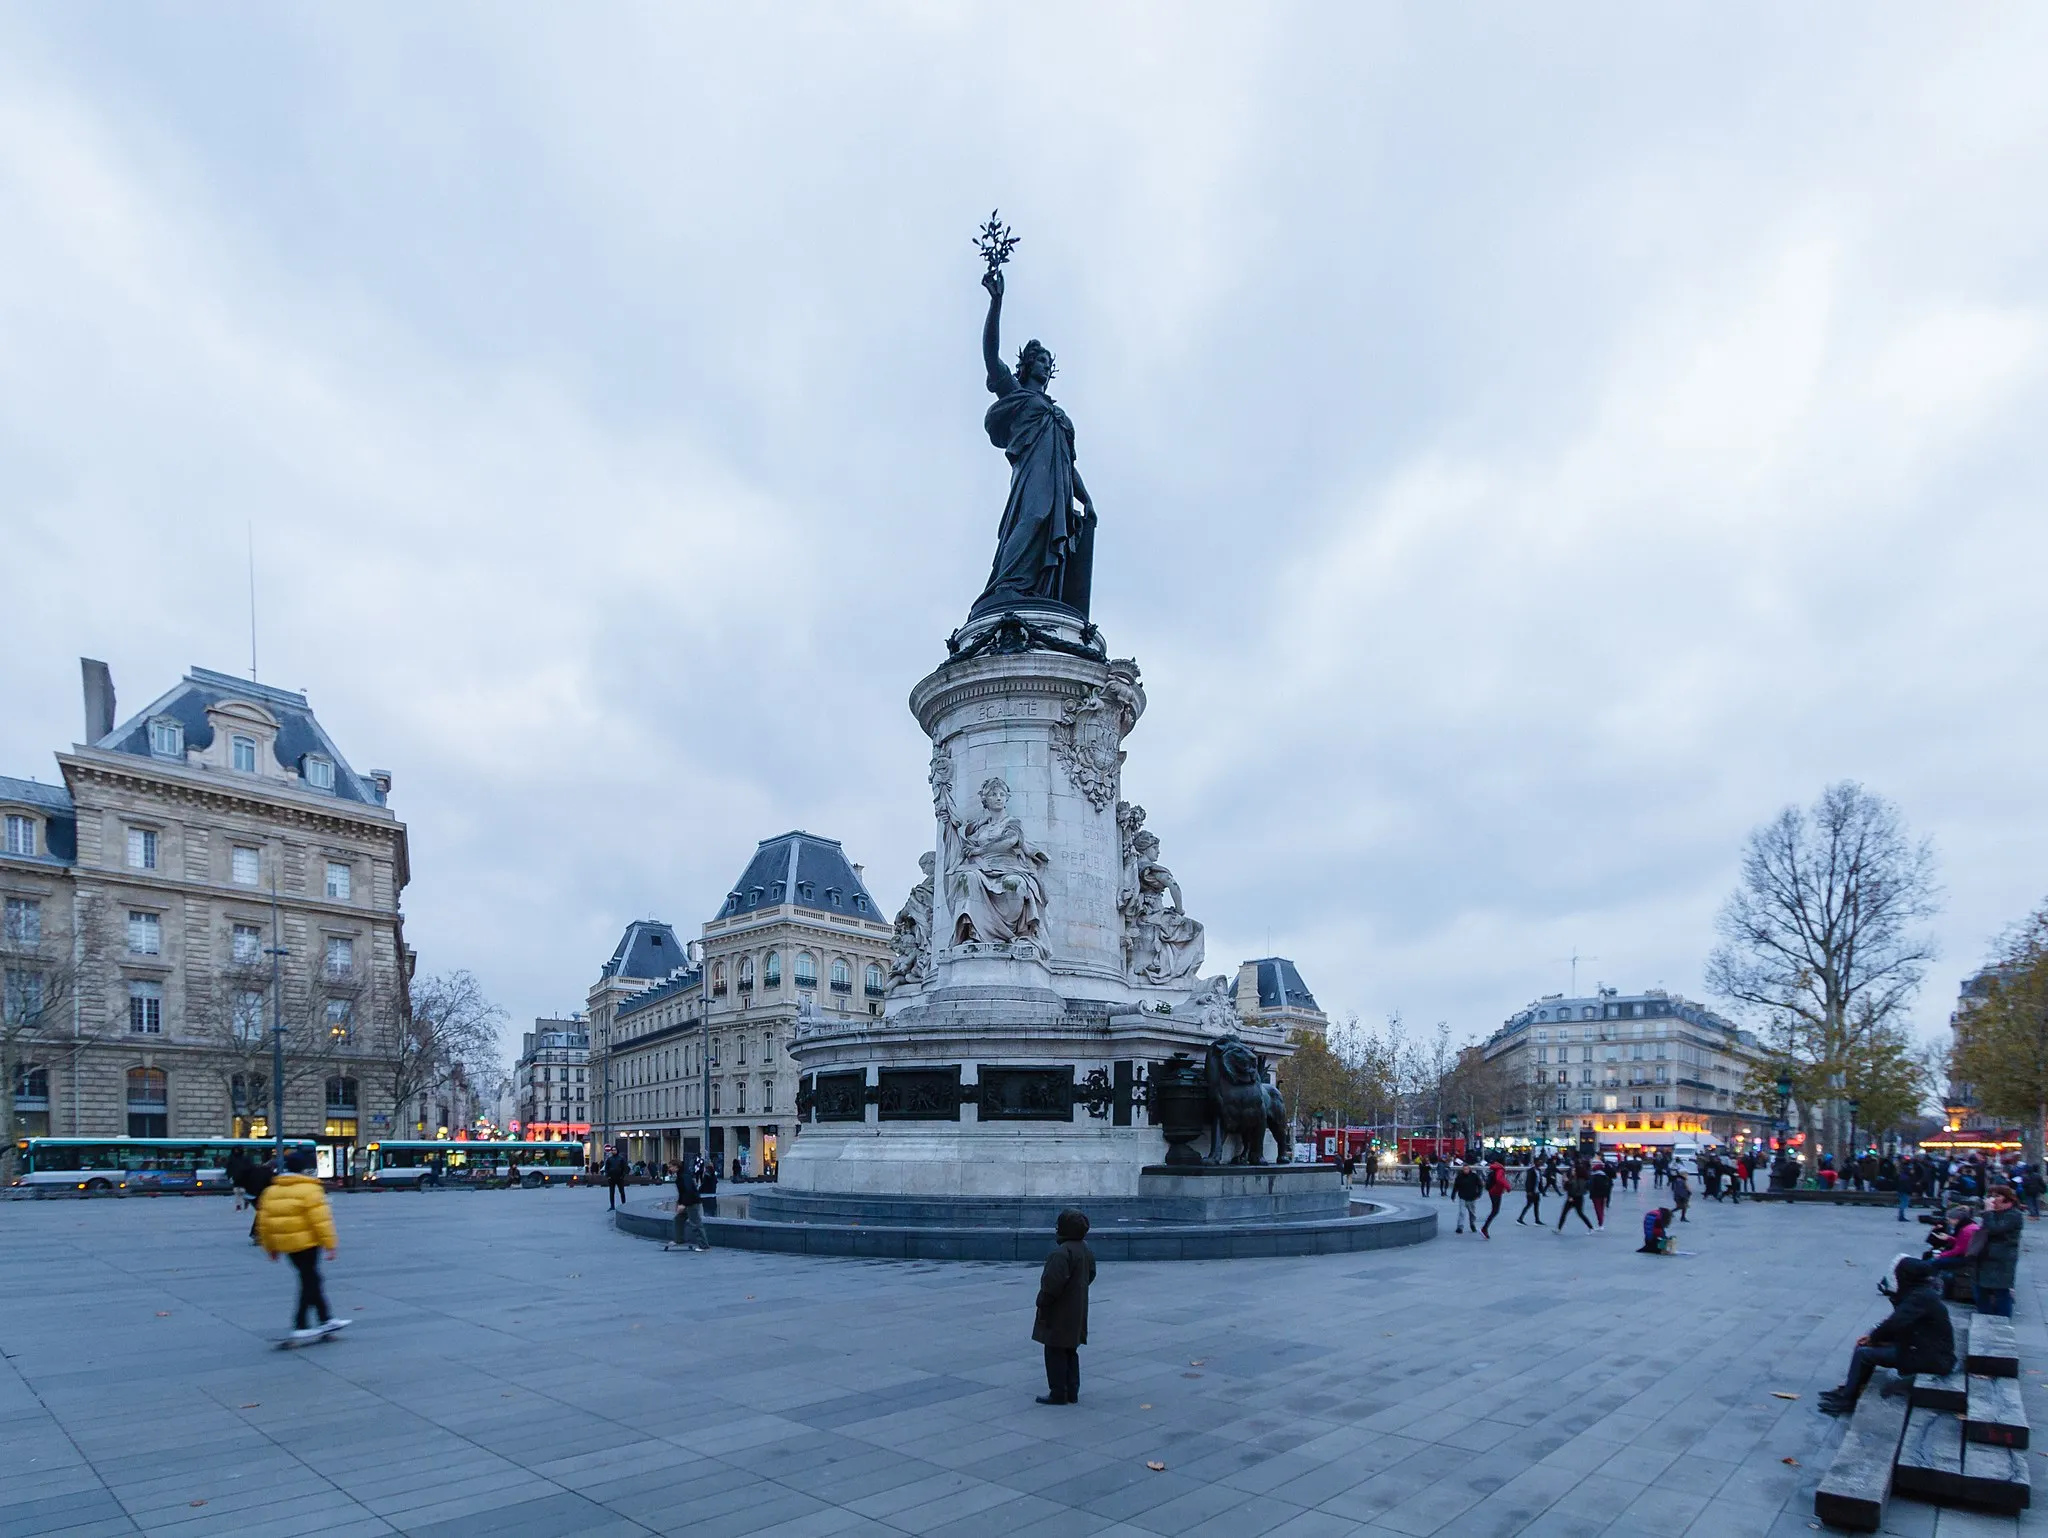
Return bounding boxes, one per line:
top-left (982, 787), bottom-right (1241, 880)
top-left (364, 1140), bottom-right (586, 1189)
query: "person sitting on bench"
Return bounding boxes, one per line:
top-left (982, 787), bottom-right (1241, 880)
top-left (1818, 1256), bottom-right (1954, 1416)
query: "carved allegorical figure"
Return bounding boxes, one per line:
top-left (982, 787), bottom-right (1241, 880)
top-left (888, 852), bottom-right (937, 990)
top-left (971, 214), bottom-right (1097, 620)
top-left (1180, 975), bottom-right (1243, 1037)
top-left (1118, 816), bottom-right (1206, 985)
top-left (941, 775), bottom-right (1050, 948)
top-left (1205, 1035), bottom-right (1291, 1166)
top-left (1052, 659), bottom-right (1141, 810)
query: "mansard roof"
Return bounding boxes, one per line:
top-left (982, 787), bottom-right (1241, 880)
top-left (96, 667), bottom-right (384, 806)
top-left (616, 965), bottom-right (704, 1022)
top-left (603, 919), bottom-right (686, 981)
top-left (1248, 957), bottom-right (1321, 1013)
top-left (716, 831), bottom-right (881, 923)
top-left (0, 775), bottom-right (77, 865)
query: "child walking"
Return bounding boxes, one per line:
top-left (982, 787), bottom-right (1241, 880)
top-left (256, 1147), bottom-right (348, 1344)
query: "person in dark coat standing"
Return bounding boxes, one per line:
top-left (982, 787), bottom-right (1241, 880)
top-left (1974, 1186), bottom-right (2024, 1317)
top-left (604, 1147), bottom-right (628, 1209)
top-left (1032, 1209), bottom-right (1096, 1405)
top-left (1819, 1256), bottom-right (1956, 1414)
top-left (1517, 1162), bottom-right (1543, 1225)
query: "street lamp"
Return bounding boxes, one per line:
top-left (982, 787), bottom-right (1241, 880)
top-left (1847, 1097), bottom-right (1861, 1166)
top-left (687, 940), bottom-right (709, 1172)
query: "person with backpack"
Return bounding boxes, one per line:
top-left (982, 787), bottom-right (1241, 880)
top-left (1668, 1168), bottom-right (1691, 1222)
top-left (1452, 1162), bottom-right (1485, 1235)
top-left (1818, 1257), bottom-right (1955, 1415)
top-left (1587, 1163), bottom-right (1613, 1230)
top-left (604, 1146), bottom-right (628, 1209)
top-left (1639, 1207), bottom-right (1674, 1254)
top-left (664, 1159), bottom-right (709, 1252)
top-left (1032, 1209), bottom-right (1096, 1405)
top-left (1481, 1159), bottom-right (1510, 1237)
top-left (1516, 1161), bottom-right (1543, 1225)
top-left (225, 1147), bottom-right (275, 1245)
top-left (255, 1148), bottom-right (348, 1345)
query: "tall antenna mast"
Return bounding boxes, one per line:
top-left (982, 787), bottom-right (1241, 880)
top-left (247, 523), bottom-right (259, 682)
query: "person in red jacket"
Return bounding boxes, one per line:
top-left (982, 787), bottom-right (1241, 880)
top-left (1481, 1160), bottom-right (1511, 1237)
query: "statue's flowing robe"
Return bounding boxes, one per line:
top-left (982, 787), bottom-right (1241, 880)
top-left (975, 363), bottom-right (1088, 614)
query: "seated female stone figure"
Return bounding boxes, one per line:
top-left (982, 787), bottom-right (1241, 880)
top-left (947, 777), bottom-right (1050, 947)
top-left (1124, 831), bottom-right (1204, 984)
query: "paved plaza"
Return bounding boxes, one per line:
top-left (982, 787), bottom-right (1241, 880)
top-left (2, 1184), bottom-right (2041, 1538)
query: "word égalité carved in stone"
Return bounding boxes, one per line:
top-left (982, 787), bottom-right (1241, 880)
top-left (1206, 1035), bottom-right (1291, 1166)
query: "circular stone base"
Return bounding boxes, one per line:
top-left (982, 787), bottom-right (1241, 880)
top-left (611, 1197), bottom-right (1436, 1261)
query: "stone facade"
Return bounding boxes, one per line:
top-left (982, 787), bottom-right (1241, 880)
top-left (1480, 987), bottom-right (1769, 1152)
top-left (513, 1017), bottom-right (589, 1139)
top-left (783, 609), bottom-right (1291, 1200)
top-left (587, 836), bottom-right (894, 1177)
top-left (1234, 957), bottom-right (1329, 1039)
top-left (1, 662), bottom-right (411, 1177)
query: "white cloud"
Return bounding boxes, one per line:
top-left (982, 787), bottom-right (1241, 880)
top-left (3, 6), bottom-right (2045, 1064)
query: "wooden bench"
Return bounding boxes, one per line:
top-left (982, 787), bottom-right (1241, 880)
top-left (1909, 1368), bottom-right (1968, 1413)
top-left (1966, 1373), bottom-right (2029, 1450)
top-left (1967, 1313), bottom-right (2019, 1378)
top-left (1814, 1383), bottom-right (1911, 1531)
top-left (1893, 1405), bottom-right (2031, 1515)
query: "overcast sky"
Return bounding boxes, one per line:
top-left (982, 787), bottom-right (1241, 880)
top-left (5, 6), bottom-right (2044, 1071)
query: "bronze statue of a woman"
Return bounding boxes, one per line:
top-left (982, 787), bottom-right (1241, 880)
top-left (971, 266), bottom-right (1097, 619)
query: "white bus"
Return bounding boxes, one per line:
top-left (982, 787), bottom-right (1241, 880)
top-left (364, 1140), bottom-right (587, 1189)
top-left (10, 1137), bottom-right (319, 1194)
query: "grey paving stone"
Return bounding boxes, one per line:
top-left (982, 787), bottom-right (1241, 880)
top-left (5, 1190), bottom-right (2042, 1538)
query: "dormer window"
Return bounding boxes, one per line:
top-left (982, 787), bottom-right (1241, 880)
top-left (770, 882), bottom-right (785, 902)
top-left (748, 887), bottom-right (763, 908)
top-left (855, 896), bottom-right (868, 913)
top-left (304, 756), bottom-right (335, 792)
top-left (4, 814), bottom-right (35, 857)
top-left (148, 719), bottom-right (184, 759)
top-left (825, 888), bottom-right (841, 909)
top-left (798, 882), bottom-right (813, 902)
top-left (232, 735), bottom-right (258, 773)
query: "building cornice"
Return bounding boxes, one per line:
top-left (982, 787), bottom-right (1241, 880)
top-left (58, 751), bottom-right (411, 892)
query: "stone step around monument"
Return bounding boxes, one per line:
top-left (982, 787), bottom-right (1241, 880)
top-left (611, 1199), bottom-right (1436, 1261)
top-left (1893, 1405), bottom-right (2033, 1514)
top-left (1968, 1313), bottom-right (2020, 1379)
top-left (1965, 1373), bottom-right (2029, 1449)
top-left (1814, 1382), bottom-right (1911, 1532)
top-left (1910, 1369), bottom-right (1969, 1413)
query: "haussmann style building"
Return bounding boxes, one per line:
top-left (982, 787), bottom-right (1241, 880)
top-left (2, 660), bottom-right (413, 1177)
top-left (1480, 986), bottom-right (1768, 1155)
top-left (587, 832), bottom-right (893, 1178)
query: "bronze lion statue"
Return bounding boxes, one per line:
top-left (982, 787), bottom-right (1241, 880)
top-left (1205, 1035), bottom-right (1291, 1165)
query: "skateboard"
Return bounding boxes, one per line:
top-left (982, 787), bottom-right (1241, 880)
top-left (275, 1320), bottom-right (349, 1349)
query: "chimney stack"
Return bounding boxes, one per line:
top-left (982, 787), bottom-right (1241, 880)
top-left (81, 658), bottom-right (115, 743)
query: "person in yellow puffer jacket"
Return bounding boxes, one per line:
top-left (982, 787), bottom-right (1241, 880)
top-left (256, 1147), bottom-right (347, 1341)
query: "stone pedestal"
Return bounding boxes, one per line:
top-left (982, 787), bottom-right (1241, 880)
top-left (780, 612), bottom-right (1294, 1202)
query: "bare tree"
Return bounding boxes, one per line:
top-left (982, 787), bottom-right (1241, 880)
top-left (1, 895), bottom-right (113, 1180)
top-left (183, 945), bottom-right (361, 1134)
top-left (1707, 781), bottom-right (1939, 1168)
top-left (380, 970), bottom-right (506, 1135)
